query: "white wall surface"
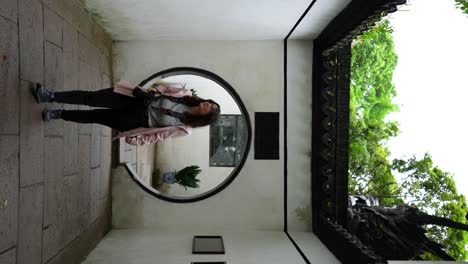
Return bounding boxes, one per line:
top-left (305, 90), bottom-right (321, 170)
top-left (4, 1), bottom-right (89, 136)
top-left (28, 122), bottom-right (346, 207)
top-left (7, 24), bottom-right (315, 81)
top-left (83, 0), bottom-right (312, 40)
top-left (289, 0), bottom-right (352, 39)
top-left (286, 40), bottom-right (313, 232)
top-left (112, 162), bottom-right (284, 230)
top-left (289, 231), bottom-right (341, 264)
top-left (112, 40), bottom-right (284, 230)
top-left (82, 229), bottom-right (310, 264)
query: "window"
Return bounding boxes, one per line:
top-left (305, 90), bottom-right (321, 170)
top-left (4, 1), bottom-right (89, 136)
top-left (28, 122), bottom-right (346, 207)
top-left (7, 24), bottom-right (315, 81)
top-left (210, 115), bottom-right (247, 167)
top-left (192, 236), bottom-right (225, 254)
top-left (311, 0), bottom-right (407, 263)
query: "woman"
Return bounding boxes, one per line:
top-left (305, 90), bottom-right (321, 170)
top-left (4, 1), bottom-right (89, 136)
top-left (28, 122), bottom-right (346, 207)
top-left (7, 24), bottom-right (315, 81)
top-left (31, 80), bottom-right (220, 145)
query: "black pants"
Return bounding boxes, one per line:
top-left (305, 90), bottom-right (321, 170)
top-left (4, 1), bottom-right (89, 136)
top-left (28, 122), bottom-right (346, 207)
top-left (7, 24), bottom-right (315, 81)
top-left (55, 88), bottom-right (149, 132)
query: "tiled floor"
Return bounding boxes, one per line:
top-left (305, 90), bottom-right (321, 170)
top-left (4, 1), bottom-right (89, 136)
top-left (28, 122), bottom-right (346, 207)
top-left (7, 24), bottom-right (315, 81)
top-left (0, 0), bottom-right (113, 263)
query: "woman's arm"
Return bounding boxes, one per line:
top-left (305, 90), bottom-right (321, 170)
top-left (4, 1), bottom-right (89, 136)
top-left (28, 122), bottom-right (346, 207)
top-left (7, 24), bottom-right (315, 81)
top-left (125, 127), bottom-right (189, 146)
top-left (132, 85), bottom-right (192, 101)
top-left (131, 86), bottom-right (158, 100)
top-left (153, 85), bottom-right (192, 97)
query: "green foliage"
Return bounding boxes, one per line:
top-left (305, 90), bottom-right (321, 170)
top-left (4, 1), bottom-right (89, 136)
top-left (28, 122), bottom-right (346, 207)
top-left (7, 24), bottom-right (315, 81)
top-left (175, 165), bottom-right (201, 190)
top-left (349, 20), bottom-right (402, 206)
top-left (349, 20), bottom-right (468, 260)
top-left (351, 20), bottom-right (399, 125)
top-left (455, 0), bottom-right (468, 15)
top-left (393, 154), bottom-right (468, 260)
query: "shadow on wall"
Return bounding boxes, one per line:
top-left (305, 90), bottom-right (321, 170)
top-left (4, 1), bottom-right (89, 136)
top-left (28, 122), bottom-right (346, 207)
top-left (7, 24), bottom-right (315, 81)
top-left (295, 205), bottom-right (312, 227)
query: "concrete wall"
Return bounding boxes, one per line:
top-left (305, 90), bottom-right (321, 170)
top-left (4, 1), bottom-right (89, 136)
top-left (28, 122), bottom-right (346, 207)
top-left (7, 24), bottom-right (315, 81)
top-left (82, 229), bottom-right (309, 264)
top-left (112, 40), bottom-right (284, 230)
top-left (286, 40), bottom-right (313, 232)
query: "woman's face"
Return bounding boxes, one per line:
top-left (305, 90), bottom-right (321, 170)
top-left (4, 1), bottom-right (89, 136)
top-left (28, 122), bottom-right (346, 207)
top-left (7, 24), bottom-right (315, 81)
top-left (196, 101), bottom-right (218, 116)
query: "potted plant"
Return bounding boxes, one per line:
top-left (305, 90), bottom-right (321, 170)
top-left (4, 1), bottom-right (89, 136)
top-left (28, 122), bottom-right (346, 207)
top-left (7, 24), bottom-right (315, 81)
top-left (162, 165), bottom-right (201, 190)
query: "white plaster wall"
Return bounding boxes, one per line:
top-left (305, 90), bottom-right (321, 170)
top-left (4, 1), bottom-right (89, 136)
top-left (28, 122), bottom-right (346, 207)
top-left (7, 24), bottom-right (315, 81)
top-left (82, 229), bottom-right (308, 264)
top-left (153, 75), bottom-right (242, 196)
top-left (113, 164), bottom-right (286, 230)
top-left (289, 231), bottom-right (341, 264)
top-left (83, 0), bottom-right (313, 40)
top-left (112, 40), bottom-right (284, 230)
top-left (289, 0), bottom-right (352, 39)
top-left (286, 40), bottom-right (313, 232)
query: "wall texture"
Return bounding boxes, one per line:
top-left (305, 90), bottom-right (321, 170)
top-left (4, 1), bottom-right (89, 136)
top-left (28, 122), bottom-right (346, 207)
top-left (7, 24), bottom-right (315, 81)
top-left (286, 40), bottom-right (313, 232)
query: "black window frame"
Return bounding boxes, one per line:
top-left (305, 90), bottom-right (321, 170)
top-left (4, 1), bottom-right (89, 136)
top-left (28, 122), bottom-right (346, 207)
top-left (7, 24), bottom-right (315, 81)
top-left (311, 1), bottom-right (406, 263)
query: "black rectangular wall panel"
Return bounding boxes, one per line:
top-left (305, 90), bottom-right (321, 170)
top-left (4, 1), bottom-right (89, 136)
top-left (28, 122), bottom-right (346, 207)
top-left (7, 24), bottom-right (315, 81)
top-left (254, 112), bottom-right (280, 160)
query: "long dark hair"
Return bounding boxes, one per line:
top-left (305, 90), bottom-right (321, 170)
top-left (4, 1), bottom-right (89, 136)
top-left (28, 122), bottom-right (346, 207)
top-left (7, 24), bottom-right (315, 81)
top-left (162, 95), bottom-right (221, 128)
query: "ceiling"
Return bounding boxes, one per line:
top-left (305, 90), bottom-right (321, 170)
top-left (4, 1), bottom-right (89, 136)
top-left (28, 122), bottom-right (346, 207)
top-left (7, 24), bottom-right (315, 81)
top-left (83, 0), bottom-right (350, 41)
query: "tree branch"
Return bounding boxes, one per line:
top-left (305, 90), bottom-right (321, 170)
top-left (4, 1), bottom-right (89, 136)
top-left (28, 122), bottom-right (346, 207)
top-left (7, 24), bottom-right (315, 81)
top-left (418, 214), bottom-right (468, 232)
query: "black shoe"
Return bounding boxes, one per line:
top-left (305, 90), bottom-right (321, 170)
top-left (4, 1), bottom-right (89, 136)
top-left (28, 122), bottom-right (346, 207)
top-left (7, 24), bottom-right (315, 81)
top-left (42, 109), bottom-right (63, 122)
top-left (32, 83), bottom-right (54, 103)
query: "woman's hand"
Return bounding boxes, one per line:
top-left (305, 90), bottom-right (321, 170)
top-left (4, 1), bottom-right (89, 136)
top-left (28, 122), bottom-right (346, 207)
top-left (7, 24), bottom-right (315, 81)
top-left (125, 136), bottom-right (137, 145)
top-left (147, 88), bottom-right (160, 95)
top-left (147, 87), bottom-right (163, 98)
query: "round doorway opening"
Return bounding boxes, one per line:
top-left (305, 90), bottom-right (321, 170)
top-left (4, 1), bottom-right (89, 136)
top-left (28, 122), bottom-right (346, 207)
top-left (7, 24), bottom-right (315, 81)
top-left (126, 67), bottom-right (252, 203)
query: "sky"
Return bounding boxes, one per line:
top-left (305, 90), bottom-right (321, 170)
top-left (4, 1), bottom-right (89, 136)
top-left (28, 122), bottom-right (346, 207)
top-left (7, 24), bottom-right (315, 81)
top-left (386, 0), bottom-right (468, 197)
